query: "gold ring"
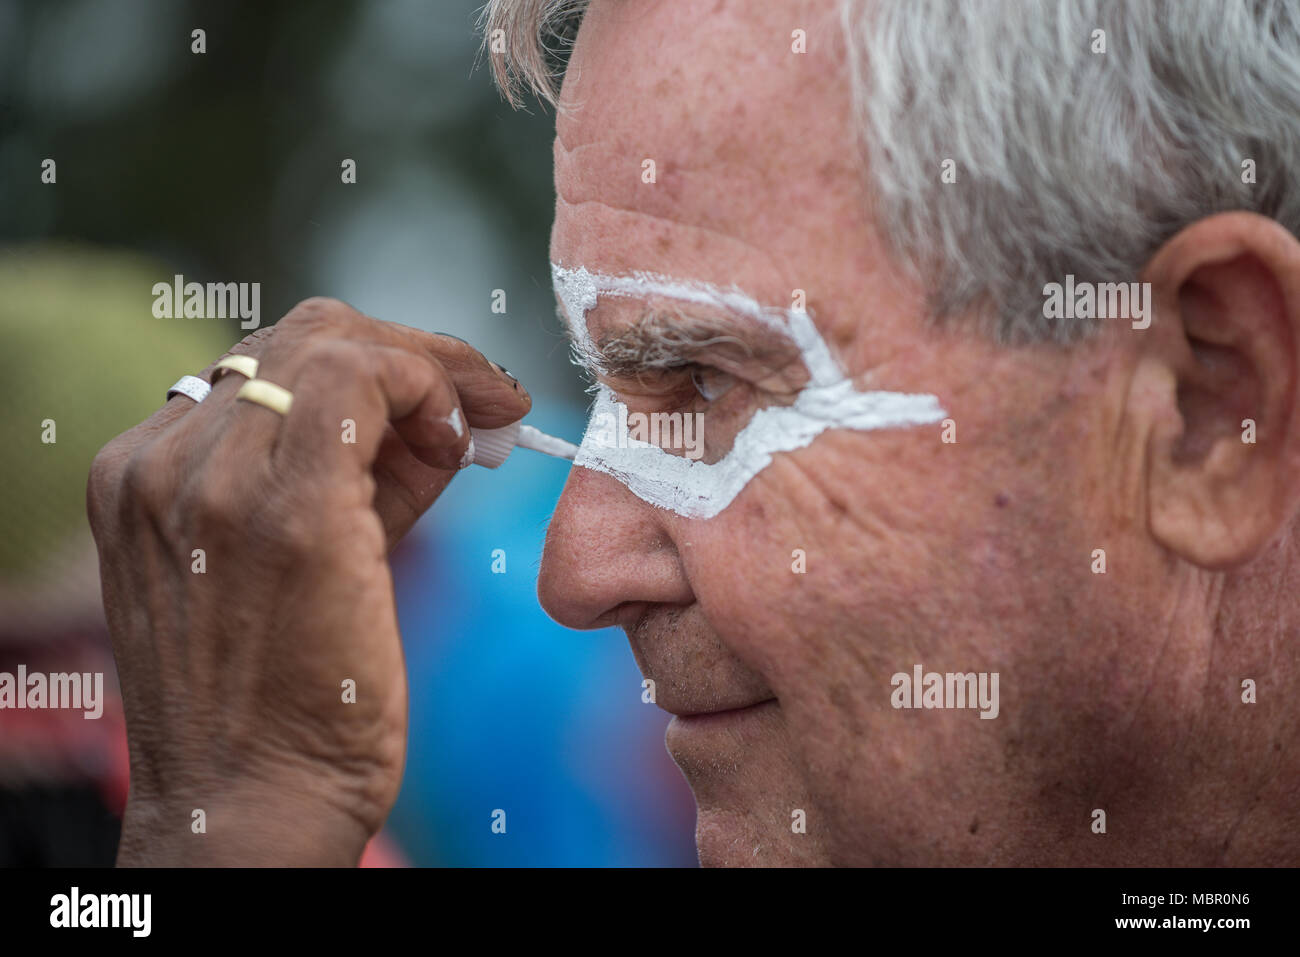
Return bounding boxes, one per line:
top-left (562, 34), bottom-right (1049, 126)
top-left (212, 354), bottom-right (260, 383)
top-left (236, 378), bottom-right (293, 416)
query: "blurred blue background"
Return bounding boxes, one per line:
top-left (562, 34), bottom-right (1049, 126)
top-left (0, 0), bottom-right (697, 866)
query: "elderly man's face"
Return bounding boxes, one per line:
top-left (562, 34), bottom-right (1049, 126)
top-left (539, 0), bottom-right (1170, 865)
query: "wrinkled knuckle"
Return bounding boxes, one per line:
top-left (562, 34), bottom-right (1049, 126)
top-left (264, 496), bottom-right (320, 557)
top-left (307, 338), bottom-right (369, 381)
top-left (283, 297), bottom-right (355, 335)
top-left (233, 324), bottom-right (277, 353)
top-left (186, 479), bottom-right (242, 539)
top-left (119, 441), bottom-right (176, 516)
top-left (86, 439), bottom-right (129, 529)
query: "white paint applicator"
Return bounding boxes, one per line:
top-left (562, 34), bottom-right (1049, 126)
top-left (469, 421), bottom-right (579, 468)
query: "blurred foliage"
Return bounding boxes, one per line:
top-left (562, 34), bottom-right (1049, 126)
top-left (0, 0), bottom-right (566, 576)
top-left (0, 244), bottom-right (232, 577)
top-left (0, 0), bottom-right (558, 328)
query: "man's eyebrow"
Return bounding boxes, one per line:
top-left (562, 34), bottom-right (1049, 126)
top-left (566, 307), bottom-right (795, 379)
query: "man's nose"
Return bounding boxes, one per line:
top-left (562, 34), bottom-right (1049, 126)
top-left (538, 466), bottom-right (694, 630)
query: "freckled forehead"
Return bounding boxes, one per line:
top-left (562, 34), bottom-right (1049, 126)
top-left (550, 0), bottom-right (855, 298)
top-left (555, 0), bottom-right (842, 158)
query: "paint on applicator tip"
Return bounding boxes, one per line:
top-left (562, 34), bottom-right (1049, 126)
top-left (469, 421), bottom-right (579, 468)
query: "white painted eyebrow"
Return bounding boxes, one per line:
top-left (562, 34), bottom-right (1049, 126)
top-left (552, 264), bottom-right (803, 376)
top-left (552, 264), bottom-right (792, 333)
top-left (552, 263), bottom-right (844, 388)
top-left (568, 307), bottom-right (806, 382)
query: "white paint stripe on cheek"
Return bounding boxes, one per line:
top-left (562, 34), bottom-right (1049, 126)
top-left (553, 263), bottom-right (948, 520)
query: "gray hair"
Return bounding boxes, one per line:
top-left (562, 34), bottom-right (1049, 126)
top-left (479, 0), bottom-right (589, 108)
top-left (482, 0), bottom-right (1300, 343)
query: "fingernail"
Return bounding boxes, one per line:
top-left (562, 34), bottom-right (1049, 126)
top-left (492, 362), bottom-right (523, 392)
top-left (458, 437), bottom-right (476, 470)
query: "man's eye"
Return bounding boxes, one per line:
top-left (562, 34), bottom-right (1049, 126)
top-left (689, 365), bottom-right (737, 402)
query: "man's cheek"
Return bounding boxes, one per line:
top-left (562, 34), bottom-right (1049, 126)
top-left (680, 480), bottom-right (842, 681)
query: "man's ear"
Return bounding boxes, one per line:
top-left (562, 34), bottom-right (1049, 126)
top-left (1138, 211), bottom-right (1300, 569)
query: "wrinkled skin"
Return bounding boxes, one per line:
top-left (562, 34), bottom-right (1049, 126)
top-left (90, 0), bottom-right (1300, 867)
top-left (89, 300), bottom-right (528, 864)
top-left (536, 0), bottom-right (1300, 865)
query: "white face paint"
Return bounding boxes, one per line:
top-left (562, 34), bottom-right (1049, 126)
top-left (552, 263), bottom-right (947, 520)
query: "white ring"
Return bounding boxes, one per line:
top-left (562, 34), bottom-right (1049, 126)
top-left (167, 375), bottom-right (211, 404)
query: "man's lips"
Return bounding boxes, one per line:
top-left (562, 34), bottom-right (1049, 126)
top-left (666, 698), bottom-right (779, 723)
top-left (664, 699), bottom-right (780, 755)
